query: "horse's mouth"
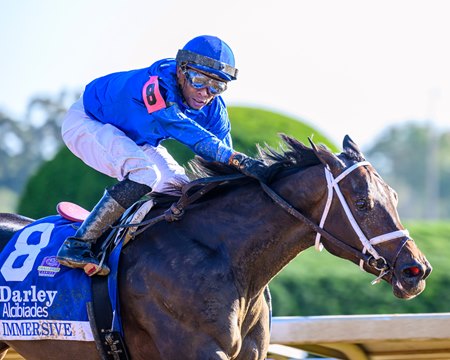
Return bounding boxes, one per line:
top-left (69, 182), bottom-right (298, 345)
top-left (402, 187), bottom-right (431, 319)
top-left (392, 276), bottom-right (426, 299)
top-left (386, 256), bottom-right (432, 299)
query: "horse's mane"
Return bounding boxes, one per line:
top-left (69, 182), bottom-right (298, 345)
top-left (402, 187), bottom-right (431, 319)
top-left (190, 134), bottom-right (321, 179)
top-left (151, 134), bottom-right (362, 203)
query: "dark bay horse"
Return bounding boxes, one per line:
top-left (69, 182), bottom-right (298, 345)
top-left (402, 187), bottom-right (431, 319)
top-left (0, 135), bottom-right (431, 360)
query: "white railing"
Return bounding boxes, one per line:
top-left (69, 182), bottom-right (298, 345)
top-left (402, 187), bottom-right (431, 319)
top-left (5, 313), bottom-right (450, 360)
top-left (269, 313), bottom-right (450, 360)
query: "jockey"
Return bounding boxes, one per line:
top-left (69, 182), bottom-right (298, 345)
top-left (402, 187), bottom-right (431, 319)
top-left (56, 35), bottom-right (267, 276)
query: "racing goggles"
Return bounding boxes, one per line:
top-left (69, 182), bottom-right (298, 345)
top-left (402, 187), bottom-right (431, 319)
top-left (183, 68), bottom-right (227, 95)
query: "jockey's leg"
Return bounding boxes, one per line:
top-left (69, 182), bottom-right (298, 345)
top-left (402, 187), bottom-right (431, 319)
top-left (57, 97), bottom-right (184, 275)
top-left (56, 178), bottom-right (151, 276)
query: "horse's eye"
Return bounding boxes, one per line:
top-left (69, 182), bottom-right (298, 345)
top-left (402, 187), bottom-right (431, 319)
top-left (356, 199), bottom-right (368, 210)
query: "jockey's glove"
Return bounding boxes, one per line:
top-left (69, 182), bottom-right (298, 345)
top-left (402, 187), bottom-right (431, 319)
top-left (229, 152), bottom-right (268, 183)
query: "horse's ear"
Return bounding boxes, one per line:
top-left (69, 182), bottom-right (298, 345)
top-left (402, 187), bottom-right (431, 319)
top-left (343, 135), bottom-right (363, 156)
top-left (308, 137), bottom-right (344, 172)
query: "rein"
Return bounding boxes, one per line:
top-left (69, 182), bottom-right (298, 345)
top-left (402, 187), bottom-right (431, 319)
top-left (260, 161), bottom-right (411, 284)
top-left (259, 182), bottom-right (373, 264)
top-left (116, 174), bottom-right (246, 238)
top-left (120, 161), bottom-right (409, 284)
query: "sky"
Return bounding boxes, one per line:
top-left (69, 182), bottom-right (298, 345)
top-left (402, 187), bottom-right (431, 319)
top-left (1, 0), bottom-right (450, 149)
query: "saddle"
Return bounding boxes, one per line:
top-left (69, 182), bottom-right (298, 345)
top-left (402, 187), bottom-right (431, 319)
top-left (56, 202), bottom-right (90, 222)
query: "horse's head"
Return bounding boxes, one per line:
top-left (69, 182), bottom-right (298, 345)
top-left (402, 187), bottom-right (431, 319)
top-left (186, 135), bottom-right (431, 300)
top-left (305, 135), bottom-right (431, 299)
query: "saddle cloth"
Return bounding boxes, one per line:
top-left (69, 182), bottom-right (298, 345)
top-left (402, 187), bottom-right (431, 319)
top-left (0, 215), bottom-right (94, 341)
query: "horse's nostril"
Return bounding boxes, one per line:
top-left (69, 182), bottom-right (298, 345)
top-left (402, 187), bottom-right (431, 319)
top-left (403, 266), bottom-right (422, 278)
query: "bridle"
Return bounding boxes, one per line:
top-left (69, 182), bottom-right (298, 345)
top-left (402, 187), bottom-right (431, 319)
top-left (260, 161), bottom-right (411, 284)
top-left (117, 160), bottom-right (411, 284)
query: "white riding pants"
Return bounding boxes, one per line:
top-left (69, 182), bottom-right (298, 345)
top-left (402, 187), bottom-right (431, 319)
top-left (61, 97), bottom-right (189, 193)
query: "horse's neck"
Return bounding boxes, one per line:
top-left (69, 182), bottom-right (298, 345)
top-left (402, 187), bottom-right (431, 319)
top-left (225, 171), bottom-right (323, 297)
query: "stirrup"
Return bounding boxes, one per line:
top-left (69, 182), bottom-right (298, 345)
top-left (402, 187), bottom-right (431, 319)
top-left (56, 237), bottom-right (110, 276)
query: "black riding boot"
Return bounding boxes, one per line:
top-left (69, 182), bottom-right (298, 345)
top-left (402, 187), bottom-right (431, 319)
top-left (56, 178), bottom-right (151, 276)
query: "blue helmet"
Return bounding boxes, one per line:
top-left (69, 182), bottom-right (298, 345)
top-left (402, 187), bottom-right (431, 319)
top-left (176, 35), bottom-right (238, 81)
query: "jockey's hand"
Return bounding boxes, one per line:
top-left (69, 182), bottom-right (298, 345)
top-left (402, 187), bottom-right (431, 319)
top-left (229, 152), bottom-right (268, 182)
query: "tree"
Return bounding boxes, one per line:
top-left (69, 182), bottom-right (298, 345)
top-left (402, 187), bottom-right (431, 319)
top-left (364, 121), bottom-right (450, 219)
top-left (0, 92), bottom-right (77, 193)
